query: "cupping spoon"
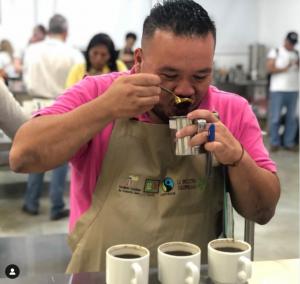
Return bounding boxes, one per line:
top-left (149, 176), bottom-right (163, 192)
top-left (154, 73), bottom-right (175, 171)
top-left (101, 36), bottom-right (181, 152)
top-left (160, 86), bottom-right (193, 105)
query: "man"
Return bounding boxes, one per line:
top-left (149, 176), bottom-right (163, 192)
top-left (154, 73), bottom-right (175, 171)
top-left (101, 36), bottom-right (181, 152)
top-left (266, 31), bottom-right (299, 152)
top-left (22, 14), bottom-right (84, 220)
top-left (118, 32), bottom-right (137, 69)
top-left (10, 0), bottom-right (280, 272)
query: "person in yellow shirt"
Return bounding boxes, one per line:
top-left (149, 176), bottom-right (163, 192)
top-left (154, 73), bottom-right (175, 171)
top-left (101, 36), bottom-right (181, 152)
top-left (66, 33), bottom-right (127, 88)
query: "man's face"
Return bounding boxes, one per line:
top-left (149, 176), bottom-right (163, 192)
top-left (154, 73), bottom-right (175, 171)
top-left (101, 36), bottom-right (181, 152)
top-left (135, 30), bottom-right (215, 120)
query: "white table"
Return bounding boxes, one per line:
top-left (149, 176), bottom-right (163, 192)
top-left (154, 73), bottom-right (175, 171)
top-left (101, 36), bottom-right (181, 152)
top-left (249, 258), bottom-right (300, 284)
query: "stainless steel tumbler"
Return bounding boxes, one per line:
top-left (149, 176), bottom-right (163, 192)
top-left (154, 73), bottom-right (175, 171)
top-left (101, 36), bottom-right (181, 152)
top-left (169, 116), bottom-right (206, 156)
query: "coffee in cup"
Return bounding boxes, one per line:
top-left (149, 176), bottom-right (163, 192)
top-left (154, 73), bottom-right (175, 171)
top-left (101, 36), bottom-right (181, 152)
top-left (158, 241), bottom-right (201, 284)
top-left (106, 244), bottom-right (150, 284)
top-left (208, 238), bottom-right (252, 284)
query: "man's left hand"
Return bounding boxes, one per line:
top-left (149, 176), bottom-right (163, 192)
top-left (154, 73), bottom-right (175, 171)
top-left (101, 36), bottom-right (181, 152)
top-left (175, 109), bottom-right (243, 165)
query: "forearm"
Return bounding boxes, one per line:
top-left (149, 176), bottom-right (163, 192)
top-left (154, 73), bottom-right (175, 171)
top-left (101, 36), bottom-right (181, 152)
top-left (10, 95), bottom-right (114, 172)
top-left (266, 60), bottom-right (288, 74)
top-left (228, 151), bottom-right (280, 225)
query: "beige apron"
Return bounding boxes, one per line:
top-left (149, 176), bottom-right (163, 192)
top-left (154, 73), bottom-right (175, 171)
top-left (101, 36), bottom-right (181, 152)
top-left (67, 118), bottom-right (224, 273)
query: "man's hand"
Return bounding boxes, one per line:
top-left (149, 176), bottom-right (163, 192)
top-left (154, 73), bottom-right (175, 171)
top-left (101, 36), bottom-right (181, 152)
top-left (175, 110), bottom-right (242, 165)
top-left (101, 73), bottom-right (161, 119)
top-left (176, 109), bottom-right (280, 225)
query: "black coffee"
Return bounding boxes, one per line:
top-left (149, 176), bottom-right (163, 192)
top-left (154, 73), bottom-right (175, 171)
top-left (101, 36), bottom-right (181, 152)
top-left (215, 247), bottom-right (244, 253)
top-left (165, 250), bottom-right (193, 256)
top-left (115, 254), bottom-right (141, 259)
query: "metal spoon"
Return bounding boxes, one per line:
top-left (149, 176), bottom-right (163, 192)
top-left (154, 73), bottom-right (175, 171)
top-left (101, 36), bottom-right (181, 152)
top-left (160, 86), bottom-right (193, 105)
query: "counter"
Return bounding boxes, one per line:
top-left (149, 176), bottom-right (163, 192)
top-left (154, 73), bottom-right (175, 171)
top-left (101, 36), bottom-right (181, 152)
top-left (1, 234), bottom-right (299, 283)
top-left (0, 259), bottom-right (298, 283)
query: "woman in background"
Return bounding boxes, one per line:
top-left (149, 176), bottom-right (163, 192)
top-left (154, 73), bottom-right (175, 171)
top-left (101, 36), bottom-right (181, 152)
top-left (66, 33), bottom-right (127, 88)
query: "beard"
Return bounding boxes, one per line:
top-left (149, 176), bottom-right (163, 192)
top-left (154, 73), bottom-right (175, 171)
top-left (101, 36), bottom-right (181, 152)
top-left (151, 101), bottom-right (195, 123)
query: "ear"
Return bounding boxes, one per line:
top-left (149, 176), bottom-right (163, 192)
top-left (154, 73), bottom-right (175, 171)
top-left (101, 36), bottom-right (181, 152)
top-left (134, 48), bottom-right (143, 72)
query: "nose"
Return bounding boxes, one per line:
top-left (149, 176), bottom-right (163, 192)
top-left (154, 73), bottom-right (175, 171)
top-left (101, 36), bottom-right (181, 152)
top-left (174, 80), bottom-right (195, 97)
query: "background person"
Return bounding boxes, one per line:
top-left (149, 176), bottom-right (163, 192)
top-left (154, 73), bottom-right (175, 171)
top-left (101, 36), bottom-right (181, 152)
top-left (117, 32), bottom-right (137, 69)
top-left (10, 0), bottom-right (280, 271)
top-left (0, 39), bottom-right (22, 81)
top-left (66, 33), bottom-right (127, 88)
top-left (266, 31), bottom-right (299, 152)
top-left (22, 14), bottom-right (84, 220)
top-left (28, 24), bottom-right (47, 45)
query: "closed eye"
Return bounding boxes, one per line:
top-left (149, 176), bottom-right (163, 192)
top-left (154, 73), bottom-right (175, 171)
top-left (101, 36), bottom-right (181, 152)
top-left (161, 73), bottom-right (178, 80)
top-left (193, 75), bottom-right (208, 81)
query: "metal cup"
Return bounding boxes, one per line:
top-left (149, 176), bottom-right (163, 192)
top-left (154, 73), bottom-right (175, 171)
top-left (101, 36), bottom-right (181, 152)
top-left (169, 116), bottom-right (206, 156)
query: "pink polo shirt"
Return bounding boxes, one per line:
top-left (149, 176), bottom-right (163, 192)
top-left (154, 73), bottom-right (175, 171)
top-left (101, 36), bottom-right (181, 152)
top-left (36, 71), bottom-right (276, 231)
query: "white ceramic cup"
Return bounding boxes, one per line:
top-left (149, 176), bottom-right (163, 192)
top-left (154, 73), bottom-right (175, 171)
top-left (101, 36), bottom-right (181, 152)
top-left (106, 244), bottom-right (150, 284)
top-left (158, 241), bottom-right (201, 284)
top-left (208, 238), bottom-right (252, 284)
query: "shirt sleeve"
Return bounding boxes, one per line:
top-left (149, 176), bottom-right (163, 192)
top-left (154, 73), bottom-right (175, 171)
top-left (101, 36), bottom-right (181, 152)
top-left (116, 60), bottom-right (128, 72)
top-left (65, 63), bottom-right (86, 89)
top-left (267, 48), bottom-right (277, 59)
top-left (235, 100), bottom-right (277, 173)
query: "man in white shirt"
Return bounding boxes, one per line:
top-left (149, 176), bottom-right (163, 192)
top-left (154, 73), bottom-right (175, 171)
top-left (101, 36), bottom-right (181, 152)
top-left (266, 31), bottom-right (299, 152)
top-left (23, 15), bottom-right (83, 99)
top-left (22, 14), bottom-right (84, 220)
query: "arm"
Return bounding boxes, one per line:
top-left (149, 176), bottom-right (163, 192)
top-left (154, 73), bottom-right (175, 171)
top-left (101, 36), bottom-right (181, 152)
top-left (0, 80), bottom-right (28, 139)
top-left (227, 149), bottom-right (280, 225)
top-left (10, 74), bottom-right (161, 173)
top-left (266, 58), bottom-right (291, 74)
top-left (176, 110), bottom-right (280, 225)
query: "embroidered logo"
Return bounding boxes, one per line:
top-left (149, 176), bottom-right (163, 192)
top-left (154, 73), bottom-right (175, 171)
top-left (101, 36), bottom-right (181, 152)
top-left (144, 179), bottom-right (160, 193)
top-left (161, 177), bottom-right (175, 192)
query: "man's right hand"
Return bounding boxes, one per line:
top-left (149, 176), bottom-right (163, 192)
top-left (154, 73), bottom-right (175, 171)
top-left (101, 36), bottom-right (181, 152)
top-left (101, 73), bottom-right (161, 119)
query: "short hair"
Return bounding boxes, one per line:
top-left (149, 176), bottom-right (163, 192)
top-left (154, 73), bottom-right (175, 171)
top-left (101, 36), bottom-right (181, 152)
top-left (48, 14), bottom-right (68, 34)
top-left (126, 32), bottom-right (137, 41)
top-left (142, 0), bottom-right (216, 42)
top-left (286, 31), bottom-right (298, 45)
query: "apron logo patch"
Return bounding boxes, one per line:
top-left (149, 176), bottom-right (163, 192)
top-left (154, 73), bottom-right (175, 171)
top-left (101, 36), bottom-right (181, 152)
top-left (161, 177), bottom-right (174, 192)
top-left (144, 179), bottom-right (160, 193)
top-left (118, 175), bottom-right (142, 194)
top-left (177, 178), bottom-right (207, 191)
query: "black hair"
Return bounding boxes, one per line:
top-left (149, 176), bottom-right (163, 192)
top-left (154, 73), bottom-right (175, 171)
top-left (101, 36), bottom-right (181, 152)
top-left (85, 33), bottom-right (118, 72)
top-left (126, 32), bottom-right (137, 41)
top-left (142, 0), bottom-right (216, 42)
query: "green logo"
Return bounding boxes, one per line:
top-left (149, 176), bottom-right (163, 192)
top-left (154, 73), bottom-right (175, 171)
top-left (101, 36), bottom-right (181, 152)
top-left (144, 179), bottom-right (160, 193)
top-left (197, 178), bottom-right (207, 190)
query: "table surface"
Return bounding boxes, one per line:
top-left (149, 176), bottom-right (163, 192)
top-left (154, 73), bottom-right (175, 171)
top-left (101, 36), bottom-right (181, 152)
top-left (0, 259), bottom-right (299, 284)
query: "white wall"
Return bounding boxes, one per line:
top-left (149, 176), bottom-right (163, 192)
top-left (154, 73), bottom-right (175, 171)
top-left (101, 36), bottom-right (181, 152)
top-left (196, 0), bottom-right (258, 69)
top-left (0, 0), bottom-right (298, 68)
top-left (257, 0), bottom-right (300, 50)
top-left (0, 0), bottom-right (152, 54)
